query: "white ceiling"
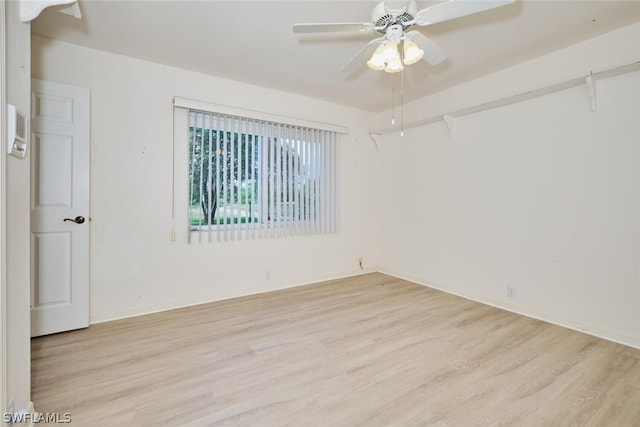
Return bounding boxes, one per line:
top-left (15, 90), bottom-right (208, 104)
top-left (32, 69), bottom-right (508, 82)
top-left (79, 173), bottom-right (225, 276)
top-left (32, 0), bottom-right (640, 112)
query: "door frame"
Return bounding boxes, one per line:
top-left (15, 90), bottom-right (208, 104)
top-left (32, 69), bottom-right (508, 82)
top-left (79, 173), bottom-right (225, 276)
top-left (0, 0), bottom-right (8, 416)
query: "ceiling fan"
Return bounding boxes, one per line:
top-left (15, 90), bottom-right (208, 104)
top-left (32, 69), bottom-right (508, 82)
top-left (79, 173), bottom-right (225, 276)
top-left (293, 0), bottom-right (515, 73)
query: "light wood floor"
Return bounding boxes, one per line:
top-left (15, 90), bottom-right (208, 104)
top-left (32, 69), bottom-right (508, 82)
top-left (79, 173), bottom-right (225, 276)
top-left (32, 273), bottom-right (640, 426)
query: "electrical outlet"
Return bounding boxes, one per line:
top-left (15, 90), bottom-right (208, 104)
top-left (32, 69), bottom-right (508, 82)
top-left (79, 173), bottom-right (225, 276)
top-left (506, 286), bottom-right (516, 298)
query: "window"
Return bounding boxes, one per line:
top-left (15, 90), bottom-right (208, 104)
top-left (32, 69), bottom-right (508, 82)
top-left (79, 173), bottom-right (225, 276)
top-left (188, 110), bottom-right (337, 241)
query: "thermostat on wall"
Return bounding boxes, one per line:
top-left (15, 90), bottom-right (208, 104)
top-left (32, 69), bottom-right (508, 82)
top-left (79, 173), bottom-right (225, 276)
top-left (7, 104), bottom-right (27, 158)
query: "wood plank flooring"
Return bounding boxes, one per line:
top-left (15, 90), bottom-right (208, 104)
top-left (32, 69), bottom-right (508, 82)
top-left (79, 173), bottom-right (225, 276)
top-left (31, 273), bottom-right (640, 426)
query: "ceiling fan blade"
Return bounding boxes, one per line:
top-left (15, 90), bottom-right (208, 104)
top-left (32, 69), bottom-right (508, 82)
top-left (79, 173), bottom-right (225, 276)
top-left (405, 31), bottom-right (449, 66)
top-left (340, 37), bottom-right (385, 73)
top-left (293, 22), bottom-right (373, 33)
top-left (415, 0), bottom-right (515, 26)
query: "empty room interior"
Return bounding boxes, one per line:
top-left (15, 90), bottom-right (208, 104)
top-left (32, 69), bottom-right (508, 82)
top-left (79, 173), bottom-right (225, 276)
top-left (1, 0), bottom-right (640, 425)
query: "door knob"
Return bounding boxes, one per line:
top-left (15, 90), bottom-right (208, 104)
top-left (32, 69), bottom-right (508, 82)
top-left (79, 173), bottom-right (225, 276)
top-left (63, 216), bottom-right (85, 224)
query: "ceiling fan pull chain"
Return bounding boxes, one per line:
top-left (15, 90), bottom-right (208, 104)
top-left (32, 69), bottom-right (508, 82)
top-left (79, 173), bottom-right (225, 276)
top-left (400, 69), bottom-right (404, 137)
top-left (391, 80), bottom-right (396, 125)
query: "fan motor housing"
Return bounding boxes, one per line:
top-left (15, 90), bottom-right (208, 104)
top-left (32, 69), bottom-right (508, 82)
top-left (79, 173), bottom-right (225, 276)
top-left (371, 0), bottom-right (418, 32)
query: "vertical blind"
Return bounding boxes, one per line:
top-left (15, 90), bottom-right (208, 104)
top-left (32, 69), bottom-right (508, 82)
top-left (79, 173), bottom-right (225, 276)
top-left (188, 109), bottom-right (337, 242)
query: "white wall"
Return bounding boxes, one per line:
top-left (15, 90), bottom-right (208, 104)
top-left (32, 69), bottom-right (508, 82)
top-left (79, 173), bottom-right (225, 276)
top-left (0, 1), bottom-right (6, 417)
top-left (374, 23), bottom-right (640, 347)
top-left (31, 36), bottom-right (379, 323)
top-left (4, 0), bottom-right (32, 415)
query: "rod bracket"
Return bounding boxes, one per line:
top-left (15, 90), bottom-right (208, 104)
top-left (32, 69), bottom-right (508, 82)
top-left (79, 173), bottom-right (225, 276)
top-left (443, 115), bottom-right (457, 138)
top-left (586, 74), bottom-right (597, 112)
top-left (369, 133), bottom-right (380, 151)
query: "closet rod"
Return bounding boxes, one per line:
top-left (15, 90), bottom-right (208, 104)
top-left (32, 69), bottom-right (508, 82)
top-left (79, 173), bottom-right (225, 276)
top-left (373, 59), bottom-right (640, 136)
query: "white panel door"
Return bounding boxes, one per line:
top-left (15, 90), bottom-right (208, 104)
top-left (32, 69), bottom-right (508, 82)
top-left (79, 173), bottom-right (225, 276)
top-left (31, 79), bottom-right (90, 337)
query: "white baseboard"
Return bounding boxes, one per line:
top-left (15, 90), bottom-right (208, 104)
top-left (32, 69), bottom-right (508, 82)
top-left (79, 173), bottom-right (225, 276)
top-left (12, 401), bottom-right (35, 427)
top-left (378, 268), bottom-right (640, 350)
top-left (89, 267), bottom-right (639, 350)
top-left (90, 270), bottom-right (372, 324)
top-left (27, 401), bottom-right (34, 427)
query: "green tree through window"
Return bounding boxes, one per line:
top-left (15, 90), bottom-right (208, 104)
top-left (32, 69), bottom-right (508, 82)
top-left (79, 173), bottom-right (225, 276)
top-left (188, 110), bottom-right (337, 239)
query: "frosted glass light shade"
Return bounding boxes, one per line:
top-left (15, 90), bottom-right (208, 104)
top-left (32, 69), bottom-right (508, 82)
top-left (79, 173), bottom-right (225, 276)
top-left (382, 42), bottom-right (400, 62)
top-left (367, 46), bottom-right (386, 71)
top-left (385, 59), bottom-right (404, 73)
top-left (403, 39), bottom-right (424, 65)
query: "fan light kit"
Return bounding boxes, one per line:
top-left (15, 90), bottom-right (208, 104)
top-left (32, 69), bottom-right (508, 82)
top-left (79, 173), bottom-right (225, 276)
top-left (366, 25), bottom-right (425, 73)
top-left (293, 0), bottom-right (515, 134)
top-left (293, 0), bottom-right (515, 73)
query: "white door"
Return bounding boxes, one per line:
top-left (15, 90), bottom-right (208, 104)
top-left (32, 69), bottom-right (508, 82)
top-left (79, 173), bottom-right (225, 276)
top-left (30, 79), bottom-right (90, 337)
